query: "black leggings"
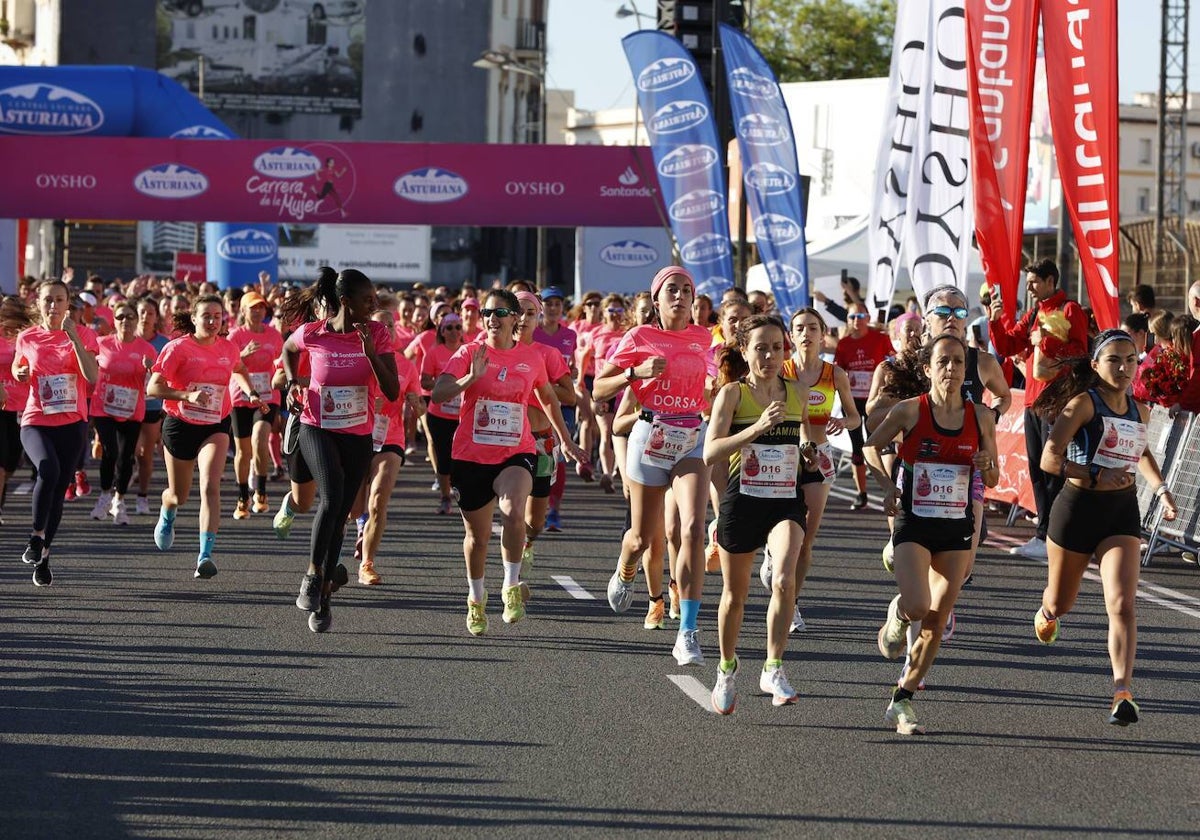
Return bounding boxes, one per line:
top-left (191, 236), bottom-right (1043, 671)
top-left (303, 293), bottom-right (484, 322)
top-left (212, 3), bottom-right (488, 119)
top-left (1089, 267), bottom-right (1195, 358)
top-left (0, 410), bottom-right (22, 474)
top-left (94, 416), bottom-right (142, 495)
top-left (298, 423), bottom-right (373, 579)
top-left (20, 421), bottom-right (87, 547)
top-left (847, 397), bottom-right (868, 465)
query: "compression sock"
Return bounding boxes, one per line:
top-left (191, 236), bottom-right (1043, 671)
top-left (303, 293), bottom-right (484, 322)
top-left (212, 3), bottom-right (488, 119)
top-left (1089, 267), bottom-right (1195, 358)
top-left (680, 599), bottom-right (700, 632)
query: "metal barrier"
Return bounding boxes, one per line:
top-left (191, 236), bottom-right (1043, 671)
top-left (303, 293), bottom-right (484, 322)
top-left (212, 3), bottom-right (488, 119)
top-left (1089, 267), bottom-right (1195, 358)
top-left (1141, 408), bottom-right (1198, 565)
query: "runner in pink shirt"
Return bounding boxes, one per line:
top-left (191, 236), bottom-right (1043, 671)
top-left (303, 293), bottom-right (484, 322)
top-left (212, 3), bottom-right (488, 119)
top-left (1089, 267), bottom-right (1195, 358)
top-left (228, 291), bottom-right (284, 521)
top-left (0, 294), bottom-right (34, 525)
top-left (420, 314), bottom-right (468, 514)
top-left (580, 293), bottom-right (629, 494)
top-left (281, 268), bottom-right (399, 633)
top-left (532, 286), bottom-right (579, 532)
top-left (89, 300), bottom-right (157, 527)
top-left (593, 266), bottom-right (717, 663)
top-left (432, 289), bottom-right (586, 636)
top-left (571, 291), bottom-right (604, 483)
top-left (13, 280), bottom-right (100, 586)
top-left (148, 294), bottom-right (263, 580)
top-left (65, 296), bottom-right (102, 500)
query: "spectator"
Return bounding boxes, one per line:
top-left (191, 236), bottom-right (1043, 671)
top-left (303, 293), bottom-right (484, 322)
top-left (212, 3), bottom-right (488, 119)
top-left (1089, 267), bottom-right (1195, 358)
top-left (1127, 283), bottom-right (1158, 319)
top-left (813, 275), bottom-right (864, 323)
top-left (1122, 312), bottom-right (1150, 360)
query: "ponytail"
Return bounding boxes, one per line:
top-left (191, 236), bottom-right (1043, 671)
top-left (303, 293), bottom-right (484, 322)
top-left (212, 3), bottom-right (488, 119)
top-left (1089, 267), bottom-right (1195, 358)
top-left (277, 266), bottom-right (338, 328)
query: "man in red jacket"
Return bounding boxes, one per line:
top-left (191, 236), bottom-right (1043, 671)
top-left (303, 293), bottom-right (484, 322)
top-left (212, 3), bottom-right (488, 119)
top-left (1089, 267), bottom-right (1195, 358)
top-left (834, 302), bottom-right (895, 508)
top-left (989, 259), bottom-right (1089, 558)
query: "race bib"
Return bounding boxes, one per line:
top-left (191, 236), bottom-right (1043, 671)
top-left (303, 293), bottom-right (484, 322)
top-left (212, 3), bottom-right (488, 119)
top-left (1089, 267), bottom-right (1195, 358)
top-left (848, 369), bottom-right (872, 399)
top-left (816, 441), bottom-right (837, 482)
top-left (640, 417), bottom-right (700, 470)
top-left (319, 385), bottom-right (368, 430)
top-left (39, 373), bottom-right (78, 415)
top-left (1091, 416), bottom-right (1146, 472)
top-left (472, 399), bottom-right (523, 447)
top-left (103, 383), bottom-right (139, 420)
top-left (181, 381), bottom-right (224, 424)
top-left (438, 392), bottom-right (462, 416)
top-left (372, 414), bottom-right (390, 452)
top-left (738, 443), bottom-right (799, 499)
top-left (248, 371), bottom-right (272, 398)
top-left (910, 462), bottom-right (971, 519)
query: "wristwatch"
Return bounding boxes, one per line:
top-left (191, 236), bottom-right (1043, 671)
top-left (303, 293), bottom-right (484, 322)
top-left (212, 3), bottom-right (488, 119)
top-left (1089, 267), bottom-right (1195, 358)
top-left (1088, 463), bottom-right (1101, 488)
top-left (625, 367), bottom-right (637, 382)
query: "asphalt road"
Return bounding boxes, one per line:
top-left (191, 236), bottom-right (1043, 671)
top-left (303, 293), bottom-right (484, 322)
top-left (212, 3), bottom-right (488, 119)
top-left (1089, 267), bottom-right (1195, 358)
top-left (4, 460), bottom-right (1200, 839)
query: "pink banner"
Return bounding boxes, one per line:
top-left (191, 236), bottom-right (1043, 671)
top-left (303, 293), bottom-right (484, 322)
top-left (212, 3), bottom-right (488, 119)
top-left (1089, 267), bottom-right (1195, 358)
top-left (1041, 0), bottom-right (1120, 330)
top-left (966, 0), bottom-right (1039, 320)
top-left (0, 138), bottom-right (664, 228)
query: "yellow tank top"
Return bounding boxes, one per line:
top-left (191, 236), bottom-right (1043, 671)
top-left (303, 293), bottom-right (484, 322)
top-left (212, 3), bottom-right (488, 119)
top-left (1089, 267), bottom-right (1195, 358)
top-left (782, 358), bottom-right (835, 426)
top-left (727, 377), bottom-right (808, 480)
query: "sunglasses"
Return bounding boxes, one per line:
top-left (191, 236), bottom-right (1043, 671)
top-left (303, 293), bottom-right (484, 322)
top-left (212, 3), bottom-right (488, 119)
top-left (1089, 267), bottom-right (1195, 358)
top-left (930, 306), bottom-right (969, 320)
top-left (606, 307), bottom-right (625, 314)
top-left (480, 307), bottom-right (514, 318)
top-left (848, 313), bottom-right (869, 321)
top-left (584, 300), bottom-right (601, 307)
top-left (114, 314), bottom-right (134, 320)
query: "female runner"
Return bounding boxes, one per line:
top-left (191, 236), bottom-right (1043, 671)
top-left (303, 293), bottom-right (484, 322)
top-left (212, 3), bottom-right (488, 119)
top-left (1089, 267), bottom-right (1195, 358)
top-left (420, 313), bottom-right (467, 514)
top-left (0, 294), bottom-right (34, 523)
top-left (595, 266), bottom-right (716, 666)
top-left (865, 334), bottom-right (998, 734)
top-left (148, 295), bottom-right (263, 578)
top-left (228, 291), bottom-right (284, 519)
top-left (432, 290), bottom-right (585, 636)
top-left (705, 314), bottom-right (817, 713)
top-left (281, 269), bottom-right (399, 632)
top-left (579, 293), bottom-right (627, 494)
top-left (1033, 329), bottom-right (1176, 726)
top-left (13, 280), bottom-right (99, 585)
top-left (133, 297), bottom-right (171, 516)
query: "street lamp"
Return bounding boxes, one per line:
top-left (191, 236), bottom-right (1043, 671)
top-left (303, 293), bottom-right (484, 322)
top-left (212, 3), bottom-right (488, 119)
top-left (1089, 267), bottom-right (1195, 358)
top-left (615, 1), bottom-right (651, 148)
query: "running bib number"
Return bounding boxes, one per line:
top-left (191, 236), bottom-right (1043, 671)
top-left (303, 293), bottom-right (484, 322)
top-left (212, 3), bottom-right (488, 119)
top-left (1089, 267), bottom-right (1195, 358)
top-left (739, 443), bottom-right (798, 499)
top-left (103, 383), bottom-right (139, 419)
top-left (472, 399), bottom-right (523, 447)
top-left (1091, 416), bottom-right (1147, 472)
top-left (319, 385), bottom-right (368, 430)
top-left (640, 418), bottom-right (700, 470)
top-left (248, 371), bottom-right (272, 398)
top-left (848, 369), bottom-right (873, 398)
top-left (372, 414), bottom-right (390, 452)
top-left (181, 382), bottom-right (223, 424)
top-left (39, 373), bottom-right (78, 415)
top-left (816, 441), bottom-right (837, 482)
top-left (910, 462), bottom-right (971, 519)
top-left (438, 392), bottom-right (462, 416)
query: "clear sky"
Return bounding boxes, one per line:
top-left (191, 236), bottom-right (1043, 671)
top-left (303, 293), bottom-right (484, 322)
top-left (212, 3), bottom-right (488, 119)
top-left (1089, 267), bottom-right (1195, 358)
top-left (547, 0), bottom-right (1198, 114)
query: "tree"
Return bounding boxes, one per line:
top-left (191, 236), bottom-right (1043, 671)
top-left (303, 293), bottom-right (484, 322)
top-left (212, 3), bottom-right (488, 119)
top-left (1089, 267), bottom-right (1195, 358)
top-left (751, 0), bottom-right (896, 83)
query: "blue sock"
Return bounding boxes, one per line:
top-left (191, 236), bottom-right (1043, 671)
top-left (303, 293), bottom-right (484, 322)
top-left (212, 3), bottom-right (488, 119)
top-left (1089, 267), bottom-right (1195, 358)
top-left (680, 599), bottom-right (701, 632)
top-left (199, 531), bottom-right (216, 558)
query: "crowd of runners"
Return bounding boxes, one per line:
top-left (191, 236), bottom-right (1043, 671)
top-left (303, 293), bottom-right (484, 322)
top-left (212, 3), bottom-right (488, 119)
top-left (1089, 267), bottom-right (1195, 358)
top-left (1, 261), bottom-right (1176, 733)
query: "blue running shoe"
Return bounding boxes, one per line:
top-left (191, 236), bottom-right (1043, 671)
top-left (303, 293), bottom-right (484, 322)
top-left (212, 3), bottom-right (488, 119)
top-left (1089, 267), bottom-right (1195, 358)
top-left (154, 508), bottom-right (175, 551)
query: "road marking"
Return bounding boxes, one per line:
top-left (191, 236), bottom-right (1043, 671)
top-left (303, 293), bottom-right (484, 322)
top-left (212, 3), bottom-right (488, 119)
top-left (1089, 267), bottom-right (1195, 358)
top-left (551, 575), bottom-right (595, 600)
top-left (667, 675), bottom-right (712, 711)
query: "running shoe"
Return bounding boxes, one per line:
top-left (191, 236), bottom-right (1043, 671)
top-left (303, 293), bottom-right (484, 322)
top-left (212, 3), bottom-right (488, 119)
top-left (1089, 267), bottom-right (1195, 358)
top-left (22, 534), bottom-right (45, 565)
top-left (1033, 607), bottom-right (1059, 644)
top-left (32, 557), bottom-right (52, 587)
top-left (1108, 690), bottom-right (1140, 726)
top-left (878, 594), bottom-right (909, 659)
top-left (1010, 536), bottom-right (1047, 559)
top-left (233, 498), bottom-right (250, 520)
top-left (430, 480), bottom-right (440, 493)
top-left (358, 559), bottom-right (381, 586)
top-left (112, 499), bottom-right (130, 526)
top-left (135, 496), bottom-right (150, 516)
top-left (74, 471), bottom-right (90, 497)
top-left (759, 549), bottom-right (773, 592)
top-left (252, 492), bottom-right (269, 513)
top-left (850, 491), bottom-right (867, 510)
top-left (790, 604), bottom-right (807, 633)
top-left (63, 483), bottom-right (76, 502)
top-left (712, 662), bottom-right (737, 715)
top-left (521, 543), bottom-right (534, 572)
top-left (466, 597), bottom-right (488, 636)
top-left (942, 610), bottom-right (956, 642)
top-left (273, 500), bottom-right (295, 540)
top-left (897, 661), bottom-right (926, 691)
top-left (308, 593), bottom-right (332, 633)
top-left (705, 519), bottom-right (720, 573)
top-left (195, 555), bottom-right (218, 579)
top-left (599, 474), bottom-right (615, 494)
top-left (577, 462), bottom-right (595, 482)
top-left (885, 696), bottom-right (925, 735)
top-left (672, 629), bottom-right (704, 666)
top-left (502, 584), bottom-right (526, 624)
top-left (760, 666), bottom-right (799, 706)
top-left (330, 562), bottom-right (349, 593)
top-left (90, 491), bottom-right (112, 521)
top-left (644, 598), bottom-right (665, 630)
top-left (882, 539), bottom-right (895, 573)
top-left (436, 497), bottom-right (453, 516)
top-left (545, 508), bottom-right (562, 532)
top-left (154, 509), bottom-right (175, 551)
top-left (606, 569), bottom-right (636, 613)
top-left (668, 580), bottom-right (681, 620)
top-left (296, 573), bottom-right (322, 612)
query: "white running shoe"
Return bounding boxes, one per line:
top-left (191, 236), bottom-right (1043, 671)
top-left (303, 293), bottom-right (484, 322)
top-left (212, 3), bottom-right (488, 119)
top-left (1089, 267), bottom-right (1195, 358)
top-left (877, 594), bottom-right (909, 659)
top-left (760, 666), bottom-right (798, 706)
top-left (711, 663), bottom-right (737, 714)
top-left (606, 569), bottom-right (635, 613)
top-left (112, 498), bottom-right (130, 526)
top-left (672, 629), bottom-right (704, 666)
top-left (885, 696), bottom-right (925, 735)
top-left (942, 610), bottom-right (956, 642)
top-left (135, 496), bottom-right (151, 516)
top-left (90, 491), bottom-right (112, 521)
top-left (1010, 536), bottom-right (1047, 559)
top-left (430, 480), bottom-right (440, 493)
top-left (759, 548), bottom-right (773, 591)
top-left (882, 539), bottom-right (895, 573)
top-left (789, 604), bottom-right (807, 633)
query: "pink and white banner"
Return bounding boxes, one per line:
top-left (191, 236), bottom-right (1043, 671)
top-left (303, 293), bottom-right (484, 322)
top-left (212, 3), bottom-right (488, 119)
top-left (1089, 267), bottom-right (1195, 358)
top-left (0, 138), bottom-right (664, 228)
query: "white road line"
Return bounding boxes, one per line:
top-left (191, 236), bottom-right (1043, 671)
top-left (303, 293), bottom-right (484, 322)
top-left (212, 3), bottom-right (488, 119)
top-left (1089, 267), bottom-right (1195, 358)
top-left (667, 675), bottom-right (713, 711)
top-left (551, 575), bottom-right (595, 600)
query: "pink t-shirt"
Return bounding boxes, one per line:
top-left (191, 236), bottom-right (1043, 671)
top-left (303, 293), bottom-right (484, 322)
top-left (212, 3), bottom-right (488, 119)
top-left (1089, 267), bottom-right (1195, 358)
top-left (534, 322), bottom-right (577, 372)
top-left (0, 334), bottom-right (30, 414)
top-left (524, 340), bottom-right (569, 411)
top-left (394, 323), bottom-right (416, 353)
top-left (15, 325), bottom-right (99, 426)
top-left (607, 324), bottom-right (716, 416)
top-left (443, 341), bottom-right (549, 464)
top-left (422, 341), bottom-right (465, 420)
top-left (406, 330), bottom-right (440, 396)
top-left (91, 335), bottom-right (156, 422)
top-left (228, 324), bottom-right (284, 407)
top-left (373, 354), bottom-right (421, 451)
top-left (572, 320), bottom-right (604, 377)
top-left (589, 324), bottom-right (627, 368)
top-left (291, 319), bottom-right (394, 436)
top-left (153, 334), bottom-right (241, 424)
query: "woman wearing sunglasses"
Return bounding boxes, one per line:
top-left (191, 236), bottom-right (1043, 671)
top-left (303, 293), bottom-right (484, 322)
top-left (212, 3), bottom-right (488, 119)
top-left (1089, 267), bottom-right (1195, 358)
top-left (421, 312), bottom-right (468, 515)
top-left (433, 290), bottom-right (586, 636)
top-left (594, 266), bottom-right (717, 665)
top-left (579, 293), bottom-right (629, 494)
top-left (88, 301), bottom-right (157, 527)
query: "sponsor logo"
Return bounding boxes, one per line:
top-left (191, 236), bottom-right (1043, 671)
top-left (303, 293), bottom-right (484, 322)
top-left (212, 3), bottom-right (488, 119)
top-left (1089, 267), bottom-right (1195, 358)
top-left (133, 163), bottom-right (209, 199)
top-left (729, 67), bottom-right (778, 100)
top-left (637, 57), bottom-right (696, 92)
top-left (601, 166), bottom-right (653, 198)
top-left (169, 124), bottom-right (231, 140)
top-left (754, 213), bottom-right (803, 245)
top-left (680, 233), bottom-right (731, 264)
top-left (0, 84), bottom-right (104, 135)
top-left (744, 162), bottom-right (797, 196)
top-left (216, 229), bottom-right (277, 264)
top-left (696, 276), bottom-right (731, 298)
top-left (35, 173), bottom-right (97, 189)
top-left (648, 101), bottom-right (709, 136)
top-left (599, 240), bottom-right (658, 267)
top-left (505, 180), bottom-right (565, 196)
top-left (657, 144), bottom-right (719, 179)
top-left (253, 146), bottom-right (322, 179)
top-left (764, 260), bottom-right (805, 292)
top-left (669, 189), bottom-right (725, 222)
top-left (618, 166), bottom-right (639, 186)
top-left (394, 167), bottom-right (469, 203)
top-left (738, 113), bottom-right (790, 147)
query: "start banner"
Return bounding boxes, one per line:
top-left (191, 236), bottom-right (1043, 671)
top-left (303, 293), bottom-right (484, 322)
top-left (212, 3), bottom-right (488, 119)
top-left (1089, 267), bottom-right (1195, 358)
top-left (0, 137), bottom-right (664, 228)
